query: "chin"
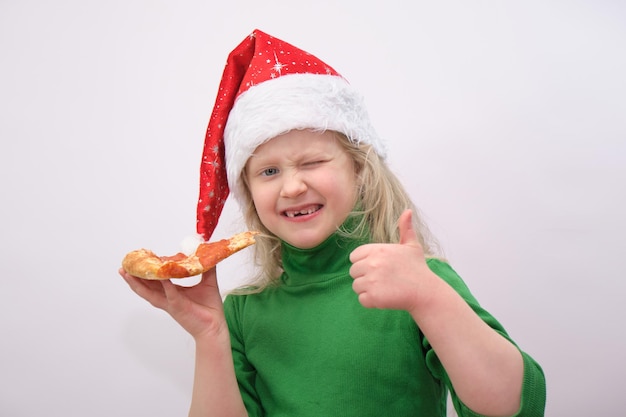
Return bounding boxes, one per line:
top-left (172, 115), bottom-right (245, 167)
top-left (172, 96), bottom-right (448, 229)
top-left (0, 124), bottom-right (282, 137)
top-left (285, 239), bottom-right (321, 250)
top-left (283, 233), bottom-right (328, 249)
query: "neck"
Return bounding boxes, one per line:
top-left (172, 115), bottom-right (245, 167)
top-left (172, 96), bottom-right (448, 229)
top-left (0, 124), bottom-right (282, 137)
top-left (280, 214), bottom-right (368, 286)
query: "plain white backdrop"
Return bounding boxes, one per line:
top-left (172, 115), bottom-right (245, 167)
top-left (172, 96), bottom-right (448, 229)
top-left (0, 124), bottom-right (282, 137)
top-left (1, 1), bottom-right (624, 415)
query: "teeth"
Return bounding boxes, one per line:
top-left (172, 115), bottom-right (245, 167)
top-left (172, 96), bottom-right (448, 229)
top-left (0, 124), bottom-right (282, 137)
top-left (285, 206), bottom-right (318, 218)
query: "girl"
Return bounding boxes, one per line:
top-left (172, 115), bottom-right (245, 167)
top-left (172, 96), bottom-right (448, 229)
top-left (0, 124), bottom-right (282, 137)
top-left (120, 29), bottom-right (546, 417)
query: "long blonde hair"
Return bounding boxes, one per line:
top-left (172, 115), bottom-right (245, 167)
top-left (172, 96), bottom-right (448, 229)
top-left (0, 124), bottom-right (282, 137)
top-left (235, 131), bottom-right (441, 293)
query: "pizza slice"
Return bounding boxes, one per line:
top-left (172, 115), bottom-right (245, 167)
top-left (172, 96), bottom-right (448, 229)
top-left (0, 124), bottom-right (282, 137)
top-left (122, 231), bottom-right (259, 280)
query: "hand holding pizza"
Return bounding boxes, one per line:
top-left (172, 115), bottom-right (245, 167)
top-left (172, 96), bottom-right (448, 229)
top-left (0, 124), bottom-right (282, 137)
top-left (120, 267), bottom-right (230, 338)
top-left (119, 231), bottom-right (258, 339)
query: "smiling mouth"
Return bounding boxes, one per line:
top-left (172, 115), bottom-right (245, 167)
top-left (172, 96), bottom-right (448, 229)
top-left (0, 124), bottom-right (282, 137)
top-left (283, 205), bottom-right (322, 218)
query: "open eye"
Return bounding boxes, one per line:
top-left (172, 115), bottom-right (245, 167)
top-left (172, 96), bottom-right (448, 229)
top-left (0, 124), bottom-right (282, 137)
top-left (261, 167), bottom-right (279, 177)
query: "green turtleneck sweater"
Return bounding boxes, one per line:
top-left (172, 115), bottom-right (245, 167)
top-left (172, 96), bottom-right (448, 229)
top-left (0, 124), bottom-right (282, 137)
top-left (223, 231), bottom-right (546, 416)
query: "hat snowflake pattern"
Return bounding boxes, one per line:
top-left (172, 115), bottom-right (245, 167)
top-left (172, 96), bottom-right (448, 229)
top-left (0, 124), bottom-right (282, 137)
top-left (197, 29), bottom-right (385, 240)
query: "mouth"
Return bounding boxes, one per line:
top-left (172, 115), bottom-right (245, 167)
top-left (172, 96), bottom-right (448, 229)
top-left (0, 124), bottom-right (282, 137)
top-left (283, 204), bottom-right (323, 218)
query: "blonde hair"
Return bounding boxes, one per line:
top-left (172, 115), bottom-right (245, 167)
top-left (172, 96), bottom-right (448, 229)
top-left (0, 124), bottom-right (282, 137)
top-left (234, 131), bottom-right (441, 293)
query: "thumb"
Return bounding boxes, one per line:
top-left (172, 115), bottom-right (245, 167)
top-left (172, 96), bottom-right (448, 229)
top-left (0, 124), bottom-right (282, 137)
top-left (398, 209), bottom-right (420, 247)
top-left (200, 267), bottom-right (219, 288)
top-left (199, 267), bottom-right (225, 306)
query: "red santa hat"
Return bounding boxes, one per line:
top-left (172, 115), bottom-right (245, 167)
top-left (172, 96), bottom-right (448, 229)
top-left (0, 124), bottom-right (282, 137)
top-left (196, 29), bottom-right (386, 240)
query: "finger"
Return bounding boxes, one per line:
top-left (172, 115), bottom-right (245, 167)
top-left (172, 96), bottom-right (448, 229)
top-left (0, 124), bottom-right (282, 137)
top-left (357, 292), bottom-right (375, 309)
top-left (398, 209), bottom-right (420, 247)
top-left (349, 263), bottom-right (360, 280)
top-left (120, 267), bottom-right (149, 289)
top-left (349, 244), bottom-right (369, 263)
top-left (349, 259), bottom-right (368, 280)
top-left (120, 268), bottom-right (162, 291)
top-left (161, 279), bottom-right (186, 308)
top-left (160, 279), bottom-right (177, 296)
top-left (199, 267), bottom-right (226, 305)
top-left (197, 268), bottom-right (221, 297)
top-left (351, 275), bottom-right (367, 294)
top-left (200, 267), bottom-right (218, 287)
top-left (119, 268), bottom-right (168, 309)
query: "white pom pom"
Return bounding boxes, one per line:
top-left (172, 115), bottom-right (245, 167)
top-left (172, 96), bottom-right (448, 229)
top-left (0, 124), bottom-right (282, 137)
top-left (180, 234), bottom-right (205, 255)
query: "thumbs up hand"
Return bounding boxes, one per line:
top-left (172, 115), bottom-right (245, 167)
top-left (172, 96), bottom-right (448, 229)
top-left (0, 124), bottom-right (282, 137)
top-left (349, 209), bottom-right (438, 312)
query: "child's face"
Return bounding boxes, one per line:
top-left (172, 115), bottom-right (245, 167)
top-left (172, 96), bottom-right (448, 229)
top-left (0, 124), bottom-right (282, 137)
top-left (245, 130), bottom-right (358, 249)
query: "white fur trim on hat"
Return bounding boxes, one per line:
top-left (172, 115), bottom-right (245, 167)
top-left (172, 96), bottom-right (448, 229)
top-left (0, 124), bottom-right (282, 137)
top-left (224, 72), bottom-right (386, 203)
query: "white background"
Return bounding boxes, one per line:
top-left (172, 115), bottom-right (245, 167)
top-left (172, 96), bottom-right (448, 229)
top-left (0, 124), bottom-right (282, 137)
top-left (1, 1), bottom-right (625, 416)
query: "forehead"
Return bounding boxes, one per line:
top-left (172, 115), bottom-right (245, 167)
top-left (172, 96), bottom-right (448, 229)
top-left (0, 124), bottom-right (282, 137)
top-left (248, 130), bottom-right (343, 163)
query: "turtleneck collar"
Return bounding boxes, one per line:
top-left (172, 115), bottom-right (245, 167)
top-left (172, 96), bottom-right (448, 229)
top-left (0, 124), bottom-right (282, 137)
top-left (280, 215), bottom-right (369, 286)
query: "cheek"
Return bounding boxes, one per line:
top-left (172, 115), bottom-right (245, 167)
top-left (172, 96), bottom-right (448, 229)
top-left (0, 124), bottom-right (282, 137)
top-left (334, 170), bottom-right (358, 197)
top-left (249, 183), bottom-right (275, 212)
top-left (247, 178), bottom-right (265, 201)
top-left (250, 188), bottom-right (267, 207)
top-left (321, 177), bottom-right (357, 212)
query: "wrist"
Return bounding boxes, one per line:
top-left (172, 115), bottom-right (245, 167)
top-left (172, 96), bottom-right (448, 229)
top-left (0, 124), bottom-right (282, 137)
top-left (193, 322), bottom-right (231, 348)
top-left (406, 269), bottom-right (450, 318)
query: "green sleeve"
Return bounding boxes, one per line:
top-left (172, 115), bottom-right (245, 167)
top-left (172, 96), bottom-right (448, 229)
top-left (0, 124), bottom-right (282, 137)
top-left (424, 259), bottom-right (547, 417)
top-left (223, 294), bottom-right (264, 417)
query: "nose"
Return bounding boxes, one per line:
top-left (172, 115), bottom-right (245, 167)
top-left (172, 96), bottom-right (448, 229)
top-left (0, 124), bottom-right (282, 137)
top-left (280, 172), bottom-right (307, 198)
